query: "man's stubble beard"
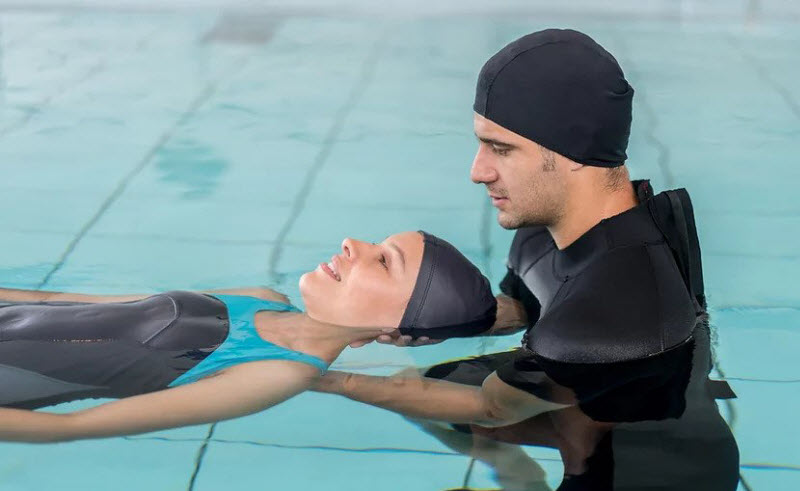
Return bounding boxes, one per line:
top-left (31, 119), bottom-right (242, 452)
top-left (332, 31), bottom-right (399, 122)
top-left (495, 154), bottom-right (564, 230)
top-left (497, 180), bottom-right (564, 230)
top-left (497, 199), bottom-right (561, 230)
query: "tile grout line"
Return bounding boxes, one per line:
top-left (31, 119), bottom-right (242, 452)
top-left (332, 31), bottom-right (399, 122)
top-left (462, 458), bottom-right (477, 489)
top-left (0, 59), bottom-right (107, 137)
top-left (127, 435), bottom-right (469, 457)
top-left (187, 424), bottom-right (216, 491)
top-left (34, 53), bottom-right (253, 290)
top-left (0, 24), bottom-right (171, 137)
top-left (727, 33), bottom-right (800, 120)
top-left (183, 19), bottom-right (291, 489)
top-left (266, 28), bottom-right (390, 284)
top-left (0, 13), bottom-right (98, 131)
top-left (607, 32), bottom-right (674, 188)
top-left (122, 434), bottom-right (800, 473)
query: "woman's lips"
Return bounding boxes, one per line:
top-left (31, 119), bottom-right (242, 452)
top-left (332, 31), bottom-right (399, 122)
top-left (321, 261), bottom-right (340, 281)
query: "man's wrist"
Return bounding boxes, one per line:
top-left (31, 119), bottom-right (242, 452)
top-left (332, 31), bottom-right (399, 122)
top-left (314, 371), bottom-right (356, 394)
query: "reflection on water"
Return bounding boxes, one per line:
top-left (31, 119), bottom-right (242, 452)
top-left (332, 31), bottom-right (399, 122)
top-left (154, 138), bottom-right (227, 199)
top-left (417, 318), bottom-right (739, 491)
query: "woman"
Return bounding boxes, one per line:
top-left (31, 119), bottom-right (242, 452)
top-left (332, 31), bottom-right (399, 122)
top-left (0, 231), bottom-right (497, 443)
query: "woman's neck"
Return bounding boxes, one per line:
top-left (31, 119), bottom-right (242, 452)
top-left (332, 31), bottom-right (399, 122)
top-left (255, 311), bottom-right (389, 364)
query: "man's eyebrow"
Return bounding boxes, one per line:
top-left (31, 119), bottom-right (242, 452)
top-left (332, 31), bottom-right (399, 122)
top-left (474, 134), bottom-right (516, 148)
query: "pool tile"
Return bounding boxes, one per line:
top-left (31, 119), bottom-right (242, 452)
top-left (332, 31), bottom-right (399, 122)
top-left (90, 193), bottom-right (292, 242)
top-left (46, 235), bottom-right (275, 292)
top-left (704, 255), bottom-right (800, 307)
top-left (288, 206), bottom-right (485, 253)
top-left (0, 438), bottom-right (199, 491)
top-left (306, 167), bottom-right (484, 209)
top-left (698, 213), bottom-right (800, 258)
top-left (711, 308), bottom-right (800, 380)
top-left (0, 188), bottom-right (108, 235)
top-left (195, 440), bottom-right (471, 491)
top-left (726, 380), bottom-right (800, 467)
top-left (0, 231), bottom-right (74, 288)
top-left (738, 468), bottom-right (800, 491)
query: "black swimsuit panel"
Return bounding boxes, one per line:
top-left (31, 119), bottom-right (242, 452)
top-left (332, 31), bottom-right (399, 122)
top-left (0, 291), bottom-right (228, 409)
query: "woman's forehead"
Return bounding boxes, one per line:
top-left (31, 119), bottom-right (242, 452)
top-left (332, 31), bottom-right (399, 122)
top-left (383, 231), bottom-right (423, 250)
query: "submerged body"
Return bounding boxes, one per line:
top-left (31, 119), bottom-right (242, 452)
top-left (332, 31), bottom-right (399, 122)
top-left (0, 230), bottom-right (515, 443)
top-left (0, 292), bottom-right (326, 410)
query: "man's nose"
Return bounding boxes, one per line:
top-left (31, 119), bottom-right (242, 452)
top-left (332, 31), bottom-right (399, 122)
top-left (470, 147), bottom-right (498, 184)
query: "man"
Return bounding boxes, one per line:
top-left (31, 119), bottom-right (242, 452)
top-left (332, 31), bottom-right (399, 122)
top-left (314, 29), bottom-right (737, 489)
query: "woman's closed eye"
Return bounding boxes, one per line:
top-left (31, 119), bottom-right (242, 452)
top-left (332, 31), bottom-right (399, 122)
top-left (371, 243), bottom-right (390, 271)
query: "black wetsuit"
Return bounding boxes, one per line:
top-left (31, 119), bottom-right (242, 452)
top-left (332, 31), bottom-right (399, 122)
top-left (424, 180), bottom-right (739, 490)
top-left (0, 291), bottom-right (228, 409)
top-left (494, 179), bottom-right (698, 422)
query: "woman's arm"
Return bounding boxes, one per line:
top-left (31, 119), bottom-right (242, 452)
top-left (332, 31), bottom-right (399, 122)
top-left (0, 287), bottom-right (149, 303)
top-left (0, 361), bottom-right (316, 443)
top-left (0, 286), bottom-right (290, 305)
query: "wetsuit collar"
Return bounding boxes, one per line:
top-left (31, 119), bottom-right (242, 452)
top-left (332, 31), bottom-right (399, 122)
top-left (553, 180), bottom-right (661, 279)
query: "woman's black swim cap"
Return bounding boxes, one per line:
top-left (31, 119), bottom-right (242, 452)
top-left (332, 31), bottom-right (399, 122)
top-left (398, 231), bottom-right (496, 339)
top-left (474, 28), bottom-right (634, 168)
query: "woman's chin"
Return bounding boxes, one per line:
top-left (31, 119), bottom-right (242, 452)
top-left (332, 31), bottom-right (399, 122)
top-left (298, 272), bottom-right (315, 302)
top-left (299, 269), bottom-right (320, 290)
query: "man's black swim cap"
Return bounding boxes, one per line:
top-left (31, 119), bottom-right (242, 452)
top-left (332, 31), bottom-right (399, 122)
top-left (474, 28), bottom-right (634, 167)
top-left (398, 232), bottom-right (496, 340)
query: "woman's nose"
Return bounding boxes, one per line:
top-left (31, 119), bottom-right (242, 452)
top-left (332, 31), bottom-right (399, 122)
top-left (341, 238), bottom-right (361, 259)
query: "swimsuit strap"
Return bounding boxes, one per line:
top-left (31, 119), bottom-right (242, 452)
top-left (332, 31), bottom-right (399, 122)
top-left (168, 295), bottom-right (329, 387)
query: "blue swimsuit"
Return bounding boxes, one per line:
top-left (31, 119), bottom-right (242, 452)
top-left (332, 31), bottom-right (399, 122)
top-left (169, 295), bottom-right (329, 387)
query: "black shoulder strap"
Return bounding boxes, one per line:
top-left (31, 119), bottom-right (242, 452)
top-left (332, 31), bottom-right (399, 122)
top-left (666, 189), bottom-right (706, 309)
top-left (647, 188), bottom-right (706, 314)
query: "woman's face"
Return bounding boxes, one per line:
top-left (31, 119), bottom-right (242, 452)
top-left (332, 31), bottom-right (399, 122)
top-left (299, 231), bottom-right (424, 327)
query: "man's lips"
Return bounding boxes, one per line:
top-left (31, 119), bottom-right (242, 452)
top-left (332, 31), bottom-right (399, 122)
top-left (489, 194), bottom-right (509, 206)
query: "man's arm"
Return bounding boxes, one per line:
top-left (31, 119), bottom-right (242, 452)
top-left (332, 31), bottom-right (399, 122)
top-left (366, 293), bottom-right (529, 348)
top-left (484, 294), bottom-right (528, 336)
top-left (313, 370), bottom-right (570, 427)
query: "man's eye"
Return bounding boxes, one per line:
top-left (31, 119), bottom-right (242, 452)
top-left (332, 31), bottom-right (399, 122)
top-left (492, 146), bottom-right (510, 156)
top-left (380, 255), bottom-right (388, 269)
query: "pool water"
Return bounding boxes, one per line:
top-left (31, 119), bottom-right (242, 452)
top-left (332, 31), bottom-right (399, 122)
top-left (0, 2), bottom-right (798, 490)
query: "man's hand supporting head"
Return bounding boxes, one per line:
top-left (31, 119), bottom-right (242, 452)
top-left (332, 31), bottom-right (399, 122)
top-left (350, 294), bottom-right (528, 348)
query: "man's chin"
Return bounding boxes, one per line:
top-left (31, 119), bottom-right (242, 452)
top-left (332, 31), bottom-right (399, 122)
top-left (497, 211), bottom-right (522, 230)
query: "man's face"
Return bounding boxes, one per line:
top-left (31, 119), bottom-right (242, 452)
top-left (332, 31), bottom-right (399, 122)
top-left (471, 113), bottom-right (567, 229)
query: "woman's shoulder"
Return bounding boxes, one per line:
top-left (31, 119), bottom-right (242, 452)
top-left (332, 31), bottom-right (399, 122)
top-left (199, 287), bottom-right (292, 305)
top-left (238, 287), bottom-right (291, 305)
